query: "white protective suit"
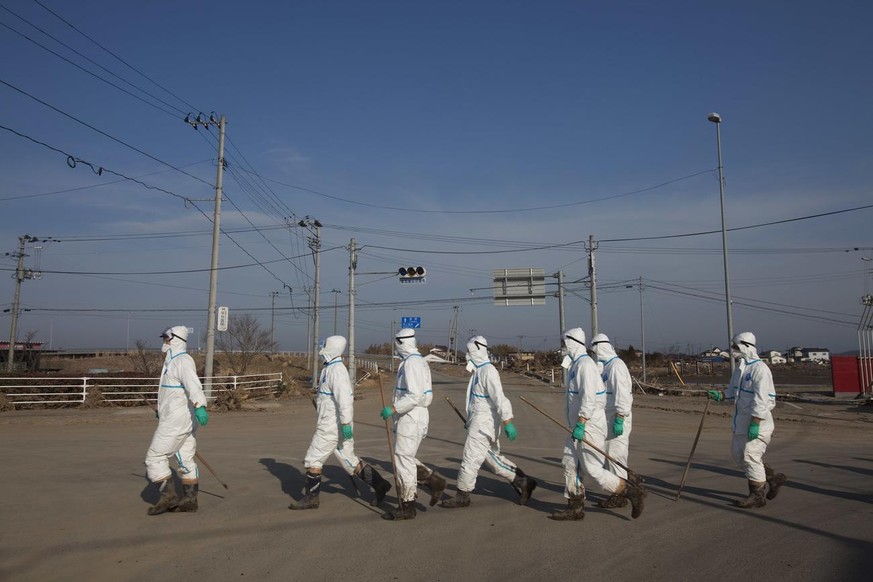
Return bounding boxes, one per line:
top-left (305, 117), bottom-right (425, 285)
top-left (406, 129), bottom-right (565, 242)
top-left (303, 335), bottom-right (360, 474)
top-left (145, 326), bottom-right (207, 483)
top-left (392, 329), bottom-right (433, 503)
top-left (591, 333), bottom-right (633, 480)
top-left (561, 327), bottom-right (622, 498)
top-left (456, 336), bottom-right (518, 492)
top-left (724, 332), bottom-right (776, 482)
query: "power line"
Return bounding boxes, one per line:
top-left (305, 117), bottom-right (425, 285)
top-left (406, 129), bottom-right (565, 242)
top-left (31, 0), bottom-right (199, 113)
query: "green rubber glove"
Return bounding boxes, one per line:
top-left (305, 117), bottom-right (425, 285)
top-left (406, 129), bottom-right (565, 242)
top-left (707, 390), bottom-right (723, 402)
top-left (194, 406), bottom-right (209, 426)
top-left (572, 421), bottom-right (586, 441)
top-left (342, 424), bottom-right (353, 440)
top-left (613, 416), bottom-right (625, 437)
top-left (748, 422), bottom-right (760, 441)
top-left (380, 406), bottom-right (394, 421)
top-left (504, 422), bottom-right (517, 441)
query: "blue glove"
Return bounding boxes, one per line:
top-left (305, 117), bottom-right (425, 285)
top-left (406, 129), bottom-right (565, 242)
top-left (380, 406), bottom-right (394, 421)
top-left (572, 421), bottom-right (586, 442)
top-left (504, 422), bottom-right (517, 441)
top-left (707, 390), bottom-right (723, 402)
top-left (613, 416), bottom-right (625, 437)
top-left (194, 406), bottom-right (209, 426)
top-left (748, 422), bottom-right (760, 441)
top-left (342, 424), bottom-right (353, 440)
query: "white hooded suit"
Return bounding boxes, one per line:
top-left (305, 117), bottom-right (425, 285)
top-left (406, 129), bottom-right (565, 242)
top-left (145, 326), bottom-right (207, 483)
top-left (591, 334), bottom-right (633, 480)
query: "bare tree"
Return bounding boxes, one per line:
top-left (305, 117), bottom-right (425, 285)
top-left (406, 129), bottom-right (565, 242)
top-left (215, 314), bottom-right (277, 375)
top-left (128, 340), bottom-right (163, 376)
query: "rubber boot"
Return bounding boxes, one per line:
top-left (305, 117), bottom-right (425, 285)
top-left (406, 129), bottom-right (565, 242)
top-left (764, 465), bottom-right (786, 501)
top-left (735, 480), bottom-right (767, 509)
top-left (416, 466), bottom-right (447, 506)
top-left (382, 499), bottom-right (417, 520)
top-left (289, 471), bottom-right (321, 510)
top-left (597, 493), bottom-right (628, 509)
top-left (511, 468), bottom-right (538, 506)
top-left (439, 489), bottom-right (471, 508)
top-left (147, 478), bottom-right (179, 516)
top-left (621, 480), bottom-right (647, 519)
top-left (548, 495), bottom-right (585, 520)
top-left (176, 483), bottom-right (199, 512)
top-left (358, 463), bottom-right (392, 507)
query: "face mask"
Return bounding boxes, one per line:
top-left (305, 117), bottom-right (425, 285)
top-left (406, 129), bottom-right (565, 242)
top-left (561, 354), bottom-right (572, 369)
top-left (162, 343), bottom-right (170, 354)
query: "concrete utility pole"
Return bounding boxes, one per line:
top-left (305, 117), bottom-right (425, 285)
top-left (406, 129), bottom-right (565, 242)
top-left (588, 235), bottom-right (599, 337)
top-left (555, 270), bottom-right (566, 383)
top-left (348, 238), bottom-right (357, 385)
top-left (270, 291), bottom-right (279, 345)
top-left (6, 234), bottom-right (41, 371)
top-left (331, 289), bottom-right (341, 335)
top-left (299, 218), bottom-right (322, 390)
top-left (185, 113), bottom-right (226, 398)
top-left (638, 276), bottom-right (647, 382)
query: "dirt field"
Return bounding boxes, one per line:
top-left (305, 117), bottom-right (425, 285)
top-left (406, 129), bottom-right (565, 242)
top-left (1, 366), bottom-right (870, 581)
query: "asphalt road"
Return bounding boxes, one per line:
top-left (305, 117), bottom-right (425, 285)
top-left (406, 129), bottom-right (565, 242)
top-left (1, 370), bottom-right (871, 581)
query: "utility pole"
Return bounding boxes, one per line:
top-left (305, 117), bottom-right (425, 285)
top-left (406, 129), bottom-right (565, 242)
top-left (588, 235), bottom-right (599, 337)
top-left (639, 276), bottom-right (646, 382)
top-left (348, 239), bottom-right (357, 385)
top-left (6, 234), bottom-right (41, 371)
top-left (555, 270), bottom-right (566, 383)
top-left (449, 306), bottom-right (460, 362)
top-left (270, 291), bottom-right (279, 346)
top-left (331, 289), bottom-right (341, 335)
top-left (185, 113), bottom-right (226, 398)
top-left (299, 217), bottom-right (322, 390)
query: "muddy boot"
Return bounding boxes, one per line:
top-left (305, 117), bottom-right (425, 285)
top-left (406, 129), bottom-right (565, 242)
top-left (598, 493), bottom-right (628, 509)
top-left (358, 463), bottom-right (392, 507)
top-left (764, 465), bottom-right (786, 501)
top-left (511, 468), bottom-right (538, 506)
top-left (427, 473), bottom-right (446, 506)
top-left (147, 479), bottom-right (180, 516)
top-left (382, 499), bottom-right (417, 520)
top-left (439, 489), bottom-right (471, 508)
top-left (621, 481), bottom-right (647, 519)
top-left (289, 471), bottom-right (321, 510)
top-left (548, 495), bottom-right (585, 521)
top-left (735, 480), bottom-right (767, 509)
top-left (176, 483), bottom-right (199, 512)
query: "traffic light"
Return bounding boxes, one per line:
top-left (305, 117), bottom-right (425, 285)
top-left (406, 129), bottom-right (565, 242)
top-left (398, 266), bottom-right (427, 284)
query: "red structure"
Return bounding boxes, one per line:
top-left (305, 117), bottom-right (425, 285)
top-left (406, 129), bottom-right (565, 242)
top-left (830, 355), bottom-right (861, 398)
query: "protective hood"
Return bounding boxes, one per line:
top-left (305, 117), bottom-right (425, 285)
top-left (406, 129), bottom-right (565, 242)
top-left (161, 325), bottom-right (188, 354)
top-left (591, 333), bottom-right (617, 361)
top-left (466, 335), bottom-right (489, 366)
top-left (319, 335), bottom-right (347, 362)
top-left (732, 331), bottom-right (759, 361)
top-left (561, 327), bottom-right (587, 368)
top-left (395, 328), bottom-right (419, 357)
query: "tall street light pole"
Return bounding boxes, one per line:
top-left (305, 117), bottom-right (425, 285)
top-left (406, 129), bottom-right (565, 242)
top-left (709, 112), bottom-right (735, 374)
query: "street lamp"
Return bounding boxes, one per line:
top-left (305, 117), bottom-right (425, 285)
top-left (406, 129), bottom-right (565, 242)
top-left (708, 112), bottom-right (735, 374)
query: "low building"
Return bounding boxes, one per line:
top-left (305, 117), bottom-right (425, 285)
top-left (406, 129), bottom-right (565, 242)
top-left (786, 346), bottom-right (830, 363)
top-left (762, 350), bottom-right (787, 364)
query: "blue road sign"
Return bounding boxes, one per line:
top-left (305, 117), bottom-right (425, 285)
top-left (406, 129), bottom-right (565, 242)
top-left (401, 317), bottom-right (421, 329)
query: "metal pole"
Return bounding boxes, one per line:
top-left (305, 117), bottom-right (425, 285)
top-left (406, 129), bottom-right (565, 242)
top-left (640, 276), bottom-right (646, 383)
top-left (588, 235), bottom-right (598, 337)
top-left (270, 291), bottom-right (278, 346)
top-left (6, 235), bottom-right (26, 371)
top-left (203, 115), bottom-right (226, 398)
top-left (557, 270), bottom-right (565, 384)
top-left (332, 289), bottom-right (340, 336)
top-left (710, 113), bottom-right (734, 374)
top-left (348, 238), bottom-right (356, 385)
top-left (311, 223), bottom-right (321, 390)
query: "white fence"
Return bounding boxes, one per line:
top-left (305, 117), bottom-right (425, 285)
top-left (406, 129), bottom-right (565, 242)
top-left (0, 373), bottom-right (283, 407)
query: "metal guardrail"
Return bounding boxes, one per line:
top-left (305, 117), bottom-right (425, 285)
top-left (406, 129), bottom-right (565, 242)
top-left (0, 373), bottom-right (283, 407)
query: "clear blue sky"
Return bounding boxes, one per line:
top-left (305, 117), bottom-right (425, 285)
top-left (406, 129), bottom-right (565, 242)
top-left (1, 0), bottom-right (871, 355)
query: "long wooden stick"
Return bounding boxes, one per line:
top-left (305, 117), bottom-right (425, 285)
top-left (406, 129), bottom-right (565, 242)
top-left (142, 395), bottom-right (229, 489)
top-left (444, 396), bottom-right (467, 425)
top-left (377, 373), bottom-right (401, 498)
top-left (519, 395), bottom-right (642, 483)
top-left (675, 397), bottom-right (710, 501)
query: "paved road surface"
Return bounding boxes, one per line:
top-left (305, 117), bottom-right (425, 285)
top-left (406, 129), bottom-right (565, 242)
top-left (1, 370), bottom-right (871, 581)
